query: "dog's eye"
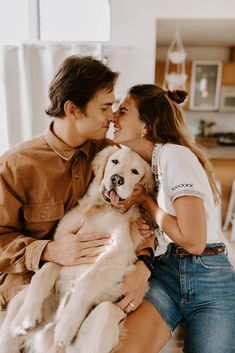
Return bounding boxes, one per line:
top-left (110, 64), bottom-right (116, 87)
top-left (112, 159), bottom-right (119, 164)
top-left (131, 169), bottom-right (139, 175)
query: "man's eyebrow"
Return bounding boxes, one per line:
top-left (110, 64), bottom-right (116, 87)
top-left (101, 102), bottom-right (114, 107)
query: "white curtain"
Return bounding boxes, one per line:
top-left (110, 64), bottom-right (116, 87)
top-left (1, 42), bottom-right (102, 148)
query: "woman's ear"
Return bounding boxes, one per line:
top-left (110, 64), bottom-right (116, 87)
top-left (141, 125), bottom-right (148, 138)
top-left (64, 100), bottom-right (80, 118)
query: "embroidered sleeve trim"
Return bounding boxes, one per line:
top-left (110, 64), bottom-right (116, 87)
top-left (170, 189), bottom-right (204, 202)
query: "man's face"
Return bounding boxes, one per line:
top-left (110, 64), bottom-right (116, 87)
top-left (76, 88), bottom-right (115, 141)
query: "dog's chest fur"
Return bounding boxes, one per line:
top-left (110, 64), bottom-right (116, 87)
top-left (56, 202), bottom-right (142, 299)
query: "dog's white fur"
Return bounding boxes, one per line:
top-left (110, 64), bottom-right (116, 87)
top-left (0, 146), bottom-right (154, 353)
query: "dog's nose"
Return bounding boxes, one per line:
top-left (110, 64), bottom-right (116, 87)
top-left (110, 174), bottom-right (124, 187)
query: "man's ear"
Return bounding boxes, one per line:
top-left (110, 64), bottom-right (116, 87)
top-left (64, 100), bottom-right (80, 118)
top-left (92, 146), bottom-right (120, 184)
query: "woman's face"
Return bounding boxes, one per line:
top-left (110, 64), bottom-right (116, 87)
top-left (112, 95), bottom-right (146, 146)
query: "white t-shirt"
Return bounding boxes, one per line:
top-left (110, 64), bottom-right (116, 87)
top-left (151, 143), bottom-right (223, 254)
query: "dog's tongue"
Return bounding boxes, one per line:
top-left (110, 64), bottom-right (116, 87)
top-left (110, 190), bottom-right (120, 206)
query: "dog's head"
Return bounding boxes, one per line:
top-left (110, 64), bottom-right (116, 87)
top-left (91, 146), bottom-right (155, 206)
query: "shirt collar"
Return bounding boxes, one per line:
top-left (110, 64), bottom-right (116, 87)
top-left (44, 121), bottom-right (91, 161)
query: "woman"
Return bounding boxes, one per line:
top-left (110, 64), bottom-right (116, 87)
top-left (112, 84), bottom-right (235, 353)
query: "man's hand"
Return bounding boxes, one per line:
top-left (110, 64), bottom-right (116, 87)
top-left (113, 261), bottom-right (151, 313)
top-left (41, 222), bottom-right (111, 265)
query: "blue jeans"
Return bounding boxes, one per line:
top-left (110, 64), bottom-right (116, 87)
top-left (145, 243), bottom-right (235, 353)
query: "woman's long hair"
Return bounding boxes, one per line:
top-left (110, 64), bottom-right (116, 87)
top-left (128, 84), bottom-right (220, 204)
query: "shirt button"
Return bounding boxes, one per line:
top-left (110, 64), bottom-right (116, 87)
top-left (40, 212), bottom-right (47, 220)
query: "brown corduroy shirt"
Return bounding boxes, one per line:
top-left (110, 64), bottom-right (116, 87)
top-left (0, 122), bottom-right (155, 309)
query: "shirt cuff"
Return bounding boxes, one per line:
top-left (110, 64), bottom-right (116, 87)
top-left (136, 235), bottom-right (156, 257)
top-left (25, 239), bottom-right (51, 272)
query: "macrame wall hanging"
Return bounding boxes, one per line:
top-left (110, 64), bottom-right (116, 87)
top-left (163, 30), bottom-right (187, 91)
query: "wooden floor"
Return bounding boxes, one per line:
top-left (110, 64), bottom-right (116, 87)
top-left (159, 227), bottom-right (235, 353)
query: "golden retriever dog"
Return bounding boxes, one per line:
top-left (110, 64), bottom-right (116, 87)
top-left (0, 146), bottom-right (154, 353)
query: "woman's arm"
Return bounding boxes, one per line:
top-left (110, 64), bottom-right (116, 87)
top-left (118, 185), bottom-right (207, 255)
top-left (142, 193), bottom-right (207, 254)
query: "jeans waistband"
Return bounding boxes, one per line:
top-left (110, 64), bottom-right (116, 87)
top-left (169, 243), bottom-right (225, 256)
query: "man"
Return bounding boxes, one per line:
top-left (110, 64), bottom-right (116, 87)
top-left (0, 55), bottom-right (154, 314)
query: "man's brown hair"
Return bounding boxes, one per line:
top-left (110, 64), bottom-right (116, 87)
top-left (46, 55), bottom-right (118, 117)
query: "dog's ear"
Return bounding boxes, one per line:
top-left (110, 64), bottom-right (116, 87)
top-left (92, 145), bottom-right (120, 184)
top-left (140, 164), bottom-right (155, 194)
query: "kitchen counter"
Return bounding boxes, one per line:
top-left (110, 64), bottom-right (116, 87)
top-left (203, 145), bottom-right (235, 159)
top-left (203, 148), bottom-right (235, 222)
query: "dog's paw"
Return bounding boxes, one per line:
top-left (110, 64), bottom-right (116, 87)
top-left (54, 306), bottom-right (85, 347)
top-left (54, 316), bottom-right (78, 347)
top-left (10, 310), bottom-right (42, 337)
top-left (54, 296), bottom-right (88, 347)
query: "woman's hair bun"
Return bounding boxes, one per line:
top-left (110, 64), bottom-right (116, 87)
top-left (167, 90), bottom-right (188, 104)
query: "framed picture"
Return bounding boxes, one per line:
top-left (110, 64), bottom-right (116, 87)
top-left (189, 60), bottom-right (222, 111)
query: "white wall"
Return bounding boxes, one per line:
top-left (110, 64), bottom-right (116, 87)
top-left (109, 0), bottom-right (235, 89)
top-left (152, 0), bottom-right (235, 18)
top-left (107, 0), bottom-right (156, 97)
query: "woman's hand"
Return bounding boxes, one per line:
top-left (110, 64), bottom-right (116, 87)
top-left (113, 261), bottom-right (151, 313)
top-left (118, 184), bottom-right (148, 210)
top-left (117, 184), bottom-right (155, 238)
top-left (136, 216), bottom-right (155, 238)
top-left (41, 222), bottom-right (111, 265)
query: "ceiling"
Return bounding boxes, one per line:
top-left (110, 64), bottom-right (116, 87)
top-left (156, 19), bottom-right (235, 47)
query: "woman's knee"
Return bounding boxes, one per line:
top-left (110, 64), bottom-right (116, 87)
top-left (116, 300), bottom-right (170, 353)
